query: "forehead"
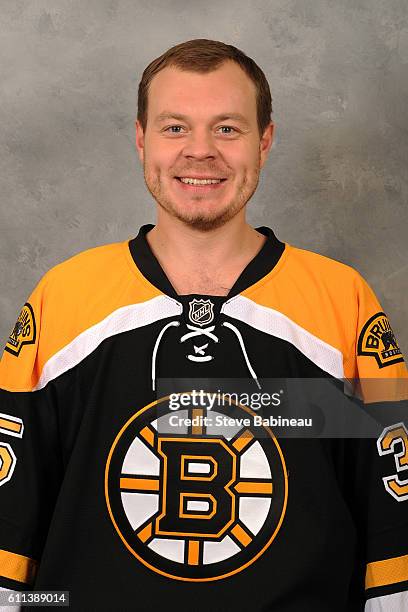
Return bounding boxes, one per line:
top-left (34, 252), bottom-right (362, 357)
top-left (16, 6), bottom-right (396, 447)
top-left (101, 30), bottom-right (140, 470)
top-left (147, 61), bottom-right (257, 122)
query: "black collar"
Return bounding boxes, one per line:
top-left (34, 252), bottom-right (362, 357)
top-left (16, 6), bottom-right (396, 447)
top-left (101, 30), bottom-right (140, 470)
top-left (128, 224), bottom-right (285, 299)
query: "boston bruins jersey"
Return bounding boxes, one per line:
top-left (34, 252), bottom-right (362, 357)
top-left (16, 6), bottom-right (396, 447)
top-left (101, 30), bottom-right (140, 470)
top-left (0, 224), bottom-right (407, 611)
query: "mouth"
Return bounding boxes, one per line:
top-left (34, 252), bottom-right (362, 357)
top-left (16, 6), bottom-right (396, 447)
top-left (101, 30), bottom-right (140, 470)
top-left (174, 176), bottom-right (228, 193)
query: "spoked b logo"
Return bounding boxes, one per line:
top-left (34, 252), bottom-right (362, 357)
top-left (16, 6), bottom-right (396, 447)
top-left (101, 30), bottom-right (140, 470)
top-left (105, 395), bottom-right (288, 581)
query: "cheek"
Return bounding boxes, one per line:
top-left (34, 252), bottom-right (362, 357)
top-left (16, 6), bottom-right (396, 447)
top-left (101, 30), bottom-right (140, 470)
top-left (145, 157), bottom-right (173, 181)
top-left (145, 138), bottom-right (178, 171)
top-left (220, 143), bottom-right (259, 170)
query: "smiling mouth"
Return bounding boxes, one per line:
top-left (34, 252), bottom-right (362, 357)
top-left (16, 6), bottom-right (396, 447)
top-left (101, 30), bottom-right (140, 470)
top-left (175, 177), bottom-right (227, 186)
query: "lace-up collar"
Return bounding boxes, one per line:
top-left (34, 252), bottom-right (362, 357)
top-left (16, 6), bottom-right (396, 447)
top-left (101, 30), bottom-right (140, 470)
top-left (128, 224), bottom-right (286, 390)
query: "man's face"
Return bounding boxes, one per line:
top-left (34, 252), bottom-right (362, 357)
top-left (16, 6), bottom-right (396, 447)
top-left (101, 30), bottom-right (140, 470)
top-left (135, 61), bottom-right (274, 231)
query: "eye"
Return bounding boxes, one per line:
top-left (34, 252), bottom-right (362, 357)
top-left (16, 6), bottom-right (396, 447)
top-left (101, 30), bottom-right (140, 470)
top-left (218, 126), bottom-right (238, 134)
top-left (163, 125), bottom-right (238, 135)
top-left (164, 125), bottom-right (185, 134)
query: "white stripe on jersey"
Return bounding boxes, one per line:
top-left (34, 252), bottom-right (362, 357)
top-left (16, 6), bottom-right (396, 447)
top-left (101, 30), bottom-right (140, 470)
top-left (365, 590), bottom-right (408, 611)
top-left (222, 295), bottom-right (344, 379)
top-left (34, 295), bottom-right (182, 390)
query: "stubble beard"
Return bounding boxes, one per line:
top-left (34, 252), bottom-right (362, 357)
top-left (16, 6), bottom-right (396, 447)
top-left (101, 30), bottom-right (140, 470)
top-left (143, 161), bottom-right (261, 232)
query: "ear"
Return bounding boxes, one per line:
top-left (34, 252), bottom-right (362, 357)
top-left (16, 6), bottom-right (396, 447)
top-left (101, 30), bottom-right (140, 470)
top-left (135, 119), bottom-right (145, 163)
top-left (259, 121), bottom-right (275, 169)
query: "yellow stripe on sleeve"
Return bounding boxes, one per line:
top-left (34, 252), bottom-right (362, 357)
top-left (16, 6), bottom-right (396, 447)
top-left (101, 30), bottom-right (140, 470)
top-left (0, 548), bottom-right (38, 585)
top-left (366, 554), bottom-right (408, 590)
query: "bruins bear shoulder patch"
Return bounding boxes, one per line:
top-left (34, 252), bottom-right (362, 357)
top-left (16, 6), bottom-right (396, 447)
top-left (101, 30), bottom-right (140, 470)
top-left (357, 312), bottom-right (404, 368)
top-left (4, 303), bottom-right (36, 357)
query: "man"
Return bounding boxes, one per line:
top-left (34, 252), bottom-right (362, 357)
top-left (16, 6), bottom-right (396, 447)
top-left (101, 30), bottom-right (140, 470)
top-left (0, 39), bottom-right (407, 611)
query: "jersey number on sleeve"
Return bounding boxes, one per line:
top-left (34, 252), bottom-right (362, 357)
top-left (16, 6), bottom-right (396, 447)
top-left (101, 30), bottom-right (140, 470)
top-left (0, 412), bottom-right (24, 487)
top-left (377, 422), bottom-right (408, 502)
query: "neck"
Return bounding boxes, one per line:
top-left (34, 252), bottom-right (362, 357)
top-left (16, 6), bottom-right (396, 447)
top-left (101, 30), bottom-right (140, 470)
top-left (149, 212), bottom-right (263, 265)
top-left (145, 210), bottom-right (267, 296)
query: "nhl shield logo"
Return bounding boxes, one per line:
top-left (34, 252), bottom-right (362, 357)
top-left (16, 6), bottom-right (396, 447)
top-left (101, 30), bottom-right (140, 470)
top-left (188, 299), bottom-right (215, 327)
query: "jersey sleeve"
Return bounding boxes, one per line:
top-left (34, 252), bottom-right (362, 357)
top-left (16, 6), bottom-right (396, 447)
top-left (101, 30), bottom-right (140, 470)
top-left (346, 273), bottom-right (408, 608)
top-left (353, 272), bottom-right (407, 401)
top-left (0, 273), bottom-right (64, 592)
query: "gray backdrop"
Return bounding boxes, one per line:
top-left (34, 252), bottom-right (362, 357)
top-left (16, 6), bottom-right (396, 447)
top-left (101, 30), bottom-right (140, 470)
top-left (1, 0), bottom-right (407, 356)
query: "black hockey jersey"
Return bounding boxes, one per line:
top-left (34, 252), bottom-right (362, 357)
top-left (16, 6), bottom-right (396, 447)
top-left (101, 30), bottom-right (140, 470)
top-left (0, 224), bottom-right (407, 611)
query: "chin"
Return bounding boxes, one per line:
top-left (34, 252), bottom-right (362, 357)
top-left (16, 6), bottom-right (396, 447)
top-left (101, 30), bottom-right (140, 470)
top-left (179, 217), bottom-right (229, 232)
top-left (171, 205), bottom-right (242, 232)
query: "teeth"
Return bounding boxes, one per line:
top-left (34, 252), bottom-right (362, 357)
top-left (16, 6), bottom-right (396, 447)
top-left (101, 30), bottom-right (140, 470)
top-left (179, 177), bottom-right (222, 185)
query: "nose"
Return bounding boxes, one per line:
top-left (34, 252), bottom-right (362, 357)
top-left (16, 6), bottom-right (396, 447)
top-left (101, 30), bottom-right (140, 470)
top-left (182, 127), bottom-right (218, 160)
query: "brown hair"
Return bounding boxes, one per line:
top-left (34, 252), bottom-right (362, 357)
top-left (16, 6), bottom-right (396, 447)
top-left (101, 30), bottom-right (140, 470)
top-left (137, 39), bottom-right (272, 136)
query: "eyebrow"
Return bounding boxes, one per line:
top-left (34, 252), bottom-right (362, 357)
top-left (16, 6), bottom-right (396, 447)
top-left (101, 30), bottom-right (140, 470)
top-left (154, 112), bottom-right (251, 128)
